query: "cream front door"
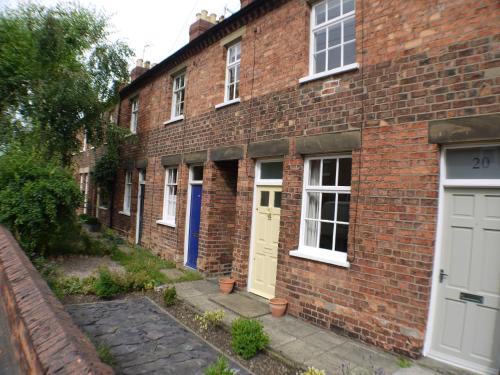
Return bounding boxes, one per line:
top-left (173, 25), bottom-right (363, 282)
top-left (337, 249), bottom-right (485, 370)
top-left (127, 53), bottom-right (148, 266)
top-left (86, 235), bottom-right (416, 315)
top-left (431, 188), bottom-right (500, 374)
top-left (249, 186), bottom-right (282, 299)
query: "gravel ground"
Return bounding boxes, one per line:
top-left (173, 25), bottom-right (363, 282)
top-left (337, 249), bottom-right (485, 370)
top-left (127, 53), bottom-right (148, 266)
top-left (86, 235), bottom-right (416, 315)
top-left (53, 255), bottom-right (125, 278)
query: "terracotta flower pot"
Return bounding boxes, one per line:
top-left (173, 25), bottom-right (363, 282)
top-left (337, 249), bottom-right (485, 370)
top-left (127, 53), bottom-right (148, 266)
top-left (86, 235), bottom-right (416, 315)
top-left (269, 298), bottom-right (288, 317)
top-left (219, 278), bottom-right (235, 294)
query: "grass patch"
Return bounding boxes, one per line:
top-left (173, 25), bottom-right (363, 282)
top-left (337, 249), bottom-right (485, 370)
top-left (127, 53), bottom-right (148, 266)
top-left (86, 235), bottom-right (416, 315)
top-left (173, 270), bottom-right (203, 283)
top-left (398, 357), bottom-right (412, 368)
top-left (111, 246), bottom-right (174, 286)
top-left (96, 343), bottom-right (116, 367)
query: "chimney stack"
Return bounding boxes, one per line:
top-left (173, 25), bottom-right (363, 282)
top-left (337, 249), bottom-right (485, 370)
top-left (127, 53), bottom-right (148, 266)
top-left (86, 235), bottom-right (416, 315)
top-left (130, 58), bottom-right (149, 82)
top-left (189, 9), bottom-right (219, 41)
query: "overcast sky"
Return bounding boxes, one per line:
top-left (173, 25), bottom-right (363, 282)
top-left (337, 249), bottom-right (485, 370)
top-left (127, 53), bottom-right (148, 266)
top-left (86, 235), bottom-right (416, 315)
top-left (1, 0), bottom-right (242, 65)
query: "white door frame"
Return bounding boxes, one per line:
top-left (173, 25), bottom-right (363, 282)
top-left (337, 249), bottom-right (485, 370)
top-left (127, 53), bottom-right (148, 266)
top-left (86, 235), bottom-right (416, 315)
top-left (135, 170), bottom-right (146, 245)
top-left (424, 142), bottom-right (500, 374)
top-left (183, 164), bottom-right (204, 268)
top-left (247, 159), bottom-right (283, 296)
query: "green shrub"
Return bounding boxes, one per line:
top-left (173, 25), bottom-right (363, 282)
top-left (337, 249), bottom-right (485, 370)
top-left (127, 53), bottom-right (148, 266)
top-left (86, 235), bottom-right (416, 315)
top-left (125, 270), bottom-right (156, 291)
top-left (93, 267), bottom-right (123, 298)
top-left (398, 358), bottom-right (412, 368)
top-left (163, 286), bottom-right (177, 306)
top-left (195, 310), bottom-right (225, 331)
top-left (204, 356), bottom-right (236, 375)
top-left (230, 318), bottom-right (269, 359)
top-left (96, 343), bottom-right (116, 367)
top-left (301, 368), bottom-right (326, 375)
top-left (0, 147), bottom-right (82, 256)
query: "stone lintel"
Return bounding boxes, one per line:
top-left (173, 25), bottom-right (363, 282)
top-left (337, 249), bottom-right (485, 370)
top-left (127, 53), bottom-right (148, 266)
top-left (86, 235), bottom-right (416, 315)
top-left (296, 130), bottom-right (361, 155)
top-left (247, 139), bottom-right (289, 158)
top-left (184, 151), bottom-right (207, 164)
top-left (161, 154), bottom-right (182, 167)
top-left (210, 146), bottom-right (244, 161)
top-left (429, 115), bottom-right (500, 144)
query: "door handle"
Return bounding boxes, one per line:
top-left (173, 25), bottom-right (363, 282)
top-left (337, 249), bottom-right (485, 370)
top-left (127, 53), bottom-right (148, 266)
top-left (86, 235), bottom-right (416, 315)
top-left (439, 269), bottom-right (448, 283)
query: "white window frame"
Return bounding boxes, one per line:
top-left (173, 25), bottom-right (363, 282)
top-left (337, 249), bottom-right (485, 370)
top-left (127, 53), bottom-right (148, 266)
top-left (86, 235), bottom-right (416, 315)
top-left (224, 41), bottom-right (241, 103)
top-left (157, 167), bottom-right (178, 227)
top-left (170, 72), bottom-right (186, 121)
top-left (290, 155), bottom-right (352, 268)
top-left (80, 173), bottom-right (89, 214)
top-left (300, 0), bottom-right (358, 84)
top-left (121, 171), bottom-right (132, 215)
top-left (130, 97), bottom-right (139, 134)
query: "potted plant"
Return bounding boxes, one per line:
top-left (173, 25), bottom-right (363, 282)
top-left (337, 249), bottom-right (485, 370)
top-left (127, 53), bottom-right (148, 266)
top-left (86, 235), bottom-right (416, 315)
top-left (219, 278), bottom-right (235, 294)
top-left (269, 297), bottom-right (288, 317)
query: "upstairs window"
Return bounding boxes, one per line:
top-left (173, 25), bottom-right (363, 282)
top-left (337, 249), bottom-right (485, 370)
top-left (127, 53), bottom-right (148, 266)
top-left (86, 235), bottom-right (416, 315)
top-left (130, 98), bottom-right (139, 134)
top-left (311, 0), bottom-right (356, 75)
top-left (225, 42), bottom-right (241, 102)
top-left (171, 73), bottom-right (185, 119)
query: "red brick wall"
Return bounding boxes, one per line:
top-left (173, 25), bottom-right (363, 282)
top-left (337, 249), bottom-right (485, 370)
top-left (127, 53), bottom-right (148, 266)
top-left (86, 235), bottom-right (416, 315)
top-left (75, 0), bottom-right (500, 358)
top-left (0, 226), bottom-right (113, 375)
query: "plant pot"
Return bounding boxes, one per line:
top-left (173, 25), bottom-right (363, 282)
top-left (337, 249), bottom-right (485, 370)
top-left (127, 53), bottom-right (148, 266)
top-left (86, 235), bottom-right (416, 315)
top-left (269, 298), bottom-right (287, 317)
top-left (219, 278), bottom-right (235, 294)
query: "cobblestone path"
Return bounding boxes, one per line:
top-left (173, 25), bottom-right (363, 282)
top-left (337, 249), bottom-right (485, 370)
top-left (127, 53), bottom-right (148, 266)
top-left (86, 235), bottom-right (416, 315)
top-left (66, 297), bottom-right (249, 375)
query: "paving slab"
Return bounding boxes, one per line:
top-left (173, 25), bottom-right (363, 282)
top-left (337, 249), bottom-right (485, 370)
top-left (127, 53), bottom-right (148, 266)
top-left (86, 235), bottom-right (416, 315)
top-left (66, 298), bottom-right (250, 375)
top-left (210, 293), bottom-right (270, 318)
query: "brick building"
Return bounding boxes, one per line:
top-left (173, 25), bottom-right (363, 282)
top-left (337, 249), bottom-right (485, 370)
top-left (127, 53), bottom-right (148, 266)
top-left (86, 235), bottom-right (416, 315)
top-left (75, 0), bottom-right (500, 373)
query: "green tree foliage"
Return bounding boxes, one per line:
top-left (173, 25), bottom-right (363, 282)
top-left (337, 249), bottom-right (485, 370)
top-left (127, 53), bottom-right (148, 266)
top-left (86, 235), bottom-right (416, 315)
top-left (0, 146), bottom-right (82, 255)
top-left (0, 3), bottom-right (132, 164)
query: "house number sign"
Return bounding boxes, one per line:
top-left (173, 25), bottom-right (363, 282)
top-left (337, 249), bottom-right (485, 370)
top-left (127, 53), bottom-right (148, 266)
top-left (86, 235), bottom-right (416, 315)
top-left (446, 146), bottom-right (500, 179)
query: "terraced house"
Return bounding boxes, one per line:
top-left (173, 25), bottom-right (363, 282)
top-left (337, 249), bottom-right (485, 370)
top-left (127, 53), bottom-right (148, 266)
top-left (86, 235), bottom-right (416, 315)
top-left (74, 0), bottom-right (500, 373)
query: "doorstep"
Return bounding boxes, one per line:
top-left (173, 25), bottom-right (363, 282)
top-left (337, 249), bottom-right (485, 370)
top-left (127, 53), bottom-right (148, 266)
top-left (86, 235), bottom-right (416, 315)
top-left (174, 280), bottom-right (468, 375)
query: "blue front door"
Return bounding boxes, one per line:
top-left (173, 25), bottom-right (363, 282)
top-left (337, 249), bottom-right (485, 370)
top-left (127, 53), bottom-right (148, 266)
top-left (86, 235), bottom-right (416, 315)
top-left (187, 184), bottom-right (202, 269)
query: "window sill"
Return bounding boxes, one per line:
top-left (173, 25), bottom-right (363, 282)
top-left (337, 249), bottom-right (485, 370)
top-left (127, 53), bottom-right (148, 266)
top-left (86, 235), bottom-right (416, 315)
top-left (299, 63), bottom-right (359, 84)
top-left (119, 211), bottom-right (130, 216)
top-left (163, 115), bottom-right (184, 125)
top-left (156, 220), bottom-right (176, 228)
top-left (215, 98), bottom-right (241, 109)
top-left (289, 249), bottom-right (350, 268)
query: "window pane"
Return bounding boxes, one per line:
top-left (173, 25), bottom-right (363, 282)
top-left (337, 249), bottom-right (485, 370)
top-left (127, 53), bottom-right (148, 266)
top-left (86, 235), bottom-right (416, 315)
top-left (343, 41), bottom-right (356, 66)
top-left (235, 82), bottom-right (239, 99)
top-left (192, 166), bottom-right (203, 181)
top-left (260, 191), bottom-right (270, 207)
top-left (315, 30), bottom-right (327, 52)
top-left (319, 222), bottom-right (334, 250)
top-left (315, 2), bottom-right (326, 25)
top-left (327, 0), bottom-right (340, 19)
top-left (229, 67), bottom-right (235, 84)
top-left (236, 64), bottom-right (240, 81)
top-left (344, 18), bottom-right (355, 42)
top-left (335, 224), bottom-right (349, 252)
top-left (343, 0), bottom-right (355, 13)
top-left (321, 193), bottom-right (336, 221)
top-left (274, 192), bottom-right (282, 208)
top-left (446, 147), bottom-right (500, 179)
top-left (314, 51), bottom-right (326, 73)
top-left (338, 158), bottom-right (352, 186)
top-left (328, 23), bottom-right (341, 47)
top-left (328, 46), bottom-right (341, 70)
top-left (337, 194), bottom-right (350, 222)
top-left (229, 46), bottom-right (235, 63)
top-left (322, 159), bottom-right (337, 186)
top-left (309, 160), bottom-right (321, 185)
top-left (228, 84), bottom-right (235, 100)
top-left (305, 220), bottom-right (318, 247)
top-left (261, 162), bottom-right (283, 180)
top-left (306, 192), bottom-right (320, 219)
top-left (235, 43), bottom-right (241, 60)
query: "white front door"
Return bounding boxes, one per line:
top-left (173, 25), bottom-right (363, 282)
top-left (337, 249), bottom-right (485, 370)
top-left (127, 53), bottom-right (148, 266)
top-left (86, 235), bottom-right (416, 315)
top-left (431, 188), bottom-right (500, 374)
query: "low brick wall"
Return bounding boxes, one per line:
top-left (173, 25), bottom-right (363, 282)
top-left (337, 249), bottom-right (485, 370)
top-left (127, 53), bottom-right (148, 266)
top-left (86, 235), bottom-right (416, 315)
top-left (0, 226), bottom-right (113, 375)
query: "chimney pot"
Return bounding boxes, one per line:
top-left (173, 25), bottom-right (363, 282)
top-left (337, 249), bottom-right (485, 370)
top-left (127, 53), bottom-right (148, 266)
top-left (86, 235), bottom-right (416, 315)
top-left (189, 10), bottom-right (217, 41)
top-left (144, 61), bottom-right (151, 69)
top-left (136, 58), bottom-right (144, 67)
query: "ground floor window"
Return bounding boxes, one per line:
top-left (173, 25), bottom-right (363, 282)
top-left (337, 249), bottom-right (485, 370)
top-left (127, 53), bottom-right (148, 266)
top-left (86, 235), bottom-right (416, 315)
top-left (293, 155), bottom-right (352, 266)
top-left (161, 167), bottom-right (177, 225)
